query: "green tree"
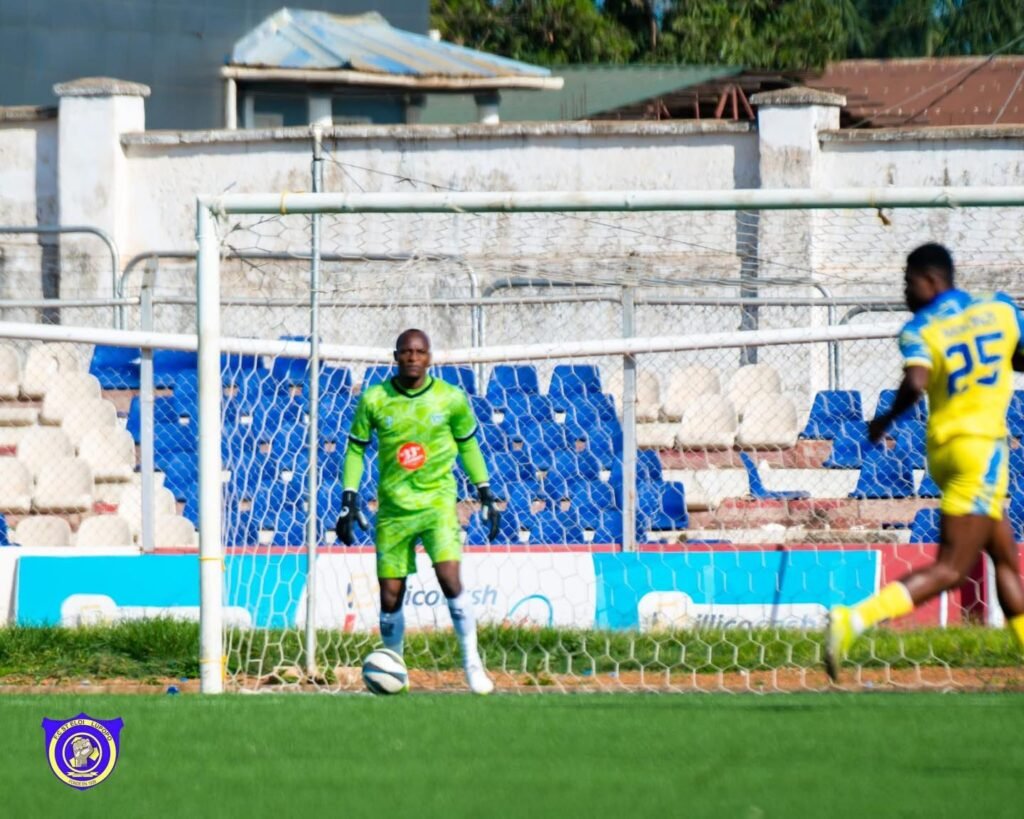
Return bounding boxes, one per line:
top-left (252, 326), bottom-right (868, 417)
top-left (430, 0), bottom-right (637, 64)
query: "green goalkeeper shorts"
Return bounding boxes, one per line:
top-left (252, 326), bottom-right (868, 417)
top-left (374, 507), bottom-right (463, 579)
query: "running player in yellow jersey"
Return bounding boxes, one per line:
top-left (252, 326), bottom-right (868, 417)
top-left (825, 243), bottom-right (1024, 681)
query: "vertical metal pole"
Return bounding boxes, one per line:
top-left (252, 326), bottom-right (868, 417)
top-left (621, 287), bottom-right (637, 552)
top-left (139, 258), bottom-right (156, 553)
top-left (737, 210), bottom-right (760, 366)
top-left (196, 201), bottom-right (224, 694)
top-left (305, 128), bottom-right (324, 678)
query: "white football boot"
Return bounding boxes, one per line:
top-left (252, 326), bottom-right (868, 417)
top-left (465, 663), bottom-right (495, 695)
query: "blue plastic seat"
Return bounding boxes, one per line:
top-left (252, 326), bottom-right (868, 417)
top-left (470, 396), bottom-right (496, 425)
top-left (592, 510), bottom-right (623, 544)
top-left (0, 514), bottom-right (8, 546)
top-left (1008, 391), bottom-right (1024, 438)
top-left (739, 452), bottom-right (810, 501)
top-left (549, 365), bottom-right (602, 396)
top-left (540, 423), bottom-right (573, 451)
top-left (501, 416), bottom-right (546, 451)
top-left (892, 424), bottom-right (927, 471)
top-left (659, 481), bottom-right (688, 528)
top-left (873, 389), bottom-right (927, 428)
top-left (224, 507), bottom-right (259, 547)
top-left (221, 353), bottom-right (265, 383)
top-left (153, 350), bottom-right (198, 389)
top-left (530, 511), bottom-right (567, 544)
top-left (493, 453), bottom-right (532, 484)
top-left (362, 365), bottom-right (395, 388)
top-left (486, 365), bottom-right (540, 400)
top-left (552, 450), bottom-right (602, 482)
top-left (1010, 496), bottom-right (1024, 541)
top-left (430, 365), bottom-right (476, 394)
top-left (637, 449), bottom-right (664, 482)
top-left (89, 345), bottom-right (140, 389)
top-left (822, 421), bottom-right (870, 469)
top-left (478, 424), bottom-right (508, 454)
top-left (159, 452), bottom-right (199, 501)
top-left (172, 370), bottom-right (200, 412)
top-left (799, 390), bottom-right (864, 439)
top-left (568, 480), bottom-right (616, 512)
top-left (849, 447), bottom-right (916, 499)
top-left (304, 366), bottom-right (353, 396)
top-left (909, 508), bottom-right (941, 544)
top-left (465, 514), bottom-right (493, 546)
top-left (126, 395), bottom-right (181, 443)
top-left (917, 472), bottom-right (941, 499)
top-left (154, 421), bottom-right (199, 456)
top-left (538, 474), bottom-right (571, 505)
top-left (504, 393), bottom-right (555, 423)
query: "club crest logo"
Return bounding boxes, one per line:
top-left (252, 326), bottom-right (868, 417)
top-left (42, 713), bottom-right (124, 790)
top-left (397, 442), bottom-right (427, 470)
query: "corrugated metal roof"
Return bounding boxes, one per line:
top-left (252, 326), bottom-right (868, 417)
top-left (232, 8), bottom-right (551, 79)
top-left (801, 58), bottom-right (1024, 127)
top-left (421, 64), bottom-right (743, 123)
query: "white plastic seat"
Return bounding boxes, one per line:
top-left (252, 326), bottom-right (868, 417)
top-left (75, 515), bottom-right (134, 547)
top-left (675, 395), bottom-right (738, 450)
top-left (14, 515), bottom-right (72, 547)
top-left (32, 456), bottom-right (94, 512)
top-left (727, 364), bottom-right (782, 420)
top-left (117, 483), bottom-right (177, 537)
top-left (0, 344), bottom-right (21, 399)
top-left (636, 423), bottom-right (679, 449)
top-left (154, 514), bottom-right (197, 548)
top-left (62, 398), bottom-right (118, 447)
top-left (17, 426), bottom-right (74, 478)
top-left (78, 427), bottom-right (136, 482)
top-left (0, 458), bottom-right (32, 513)
top-left (21, 343), bottom-right (82, 399)
top-left (40, 372), bottom-right (102, 425)
top-left (735, 395), bottom-right (800, 449)
top-left (661, 366), bottom-right (722, 421)
top-left (606, 370), bottom-right (662, 422)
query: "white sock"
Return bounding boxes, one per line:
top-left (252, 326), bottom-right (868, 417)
top-left (379, 609), bottom-right (405, 656)
top-left (447, 591), bottom-right (481, 668)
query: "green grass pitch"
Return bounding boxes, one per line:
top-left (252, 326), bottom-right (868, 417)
top-left (2, 693), bottom-right (1022, 818)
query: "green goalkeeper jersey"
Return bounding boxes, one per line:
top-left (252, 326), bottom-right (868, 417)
top-left (342, 376), bottom-right (489, 516)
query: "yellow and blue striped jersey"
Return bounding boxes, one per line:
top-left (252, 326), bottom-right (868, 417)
top-left (899, 289), bottom-right (1024, 446)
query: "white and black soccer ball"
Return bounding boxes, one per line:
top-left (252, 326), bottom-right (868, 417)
top-left (362, 648), bottom-right (408, 695)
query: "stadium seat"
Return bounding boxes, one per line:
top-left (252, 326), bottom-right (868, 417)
top-left (552, 450), bottom-right (602, 482)
top-left (505, 482), bottom-right (547, 515)
top-left (40, 372), bottom-right (101, 425)
top-left (909, 508), bottom-right (941, 544)
top-left (637, 449), bottom-right (664, 482)
top-left (873, 389), bottom-right (927, 427)
top-left (76, 515), bottom-right (133, 548)
top-left (17, 426), bottom-right (74, 478)
top-left (530, 511), bottom-right (567, 544)
top-left (604, 369), bottom-right (662, 422)
top-left (0, 514), bottom-right (8, 546)
top-left (568, 480), bottom-right (616, 513)
top-left (478, 424), bottom-right (509, 453)
top-left (849, 446), bottom-right (916, 499)
top-left (661, 365), bottom-right (722, 422)
top-left (486, 365), bottom-right (540, 401)
top-left (159, 452), bottom-right (200, 501)
top-left (470, 396), bottom-right (497, 425)
top-left (636, 423), bottom-right (678, 450)
top-left (62, 397), bottom-right (118, 448)
top-left (154, 514), bottom-right (198, 548)
top-left (501, 416), bottom-right (546, 450)
top-left (540, 423), bottom-right (572, 451)
top-left (549, 365), bottom-right (602, 396)
top-left (736, 395), bottom-right (799, 449)
top-left (892, 424), bottom-right (927, 470)
top-left (431, 365), bottom-right (476, 394)
top-left (89, 344), bottom-right (140, 390)
top-left (0, 458), bottom-right (32, 513)
top-left (127, 395), bottom-right (182, 443)
top-left (799, 390), bottom-right (864, 439)
top-left (14, 515), bottom-right (71, 547)
top-left (504, 393), bottom-right (555, 423)
top-left (1011, 496), bottom-right (1024, 541)
top-left (78, 427), bottom-right (135, 483)
top-left (33, 456), bottom-right (94, 512)
top-left (0, 344), bottom-right (21, 399)
top-left (659, 481), bottom-right (688, 528)
top-left (727, 364), bottom-right (782, 419)
top-left (172, 370), bottom-right (200, 413)
top-left (263, 508), bottom-right (308, 547)
top-left (221, 352), bottom-right (265, 384)
top-left (822, 421), bottom-right (869, 469)
top-left (591, 510), bottom-right (623, 544)
top-left (117, 484), bottom-right (177, 538)
top-left (314, 366), bottom-right (354, 395)
top-left (739, 452), bottom-right (810, 501)
top-left (538, 474), bottom-right (571, 506)
top-left (917, 472), bottom-right (941, 499)
top-left (22, 343), bottom-right (82, 399)
top-left (153, 350), bottom-right (197, 389)
top-left (675, 395), bottom-right (737, 450)
top-left (493, 453), bottom-right (533, 484)
top-left (154, 421), bottom-right (199, 456)
top-left (362, 365), bottom-right (395, 388)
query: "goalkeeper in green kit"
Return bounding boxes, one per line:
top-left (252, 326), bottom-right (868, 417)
top-left (336, 329), bottom-right (501, 694)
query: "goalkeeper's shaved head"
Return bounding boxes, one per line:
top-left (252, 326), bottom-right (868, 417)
top-left (396, 329), bottom-right (430, 352)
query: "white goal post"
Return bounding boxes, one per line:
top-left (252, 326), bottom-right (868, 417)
top-left (194, 185), bottom-right (1024, 695)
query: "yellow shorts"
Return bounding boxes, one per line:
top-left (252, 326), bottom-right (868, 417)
top-left (927, 436), bottom-right (1009, 520)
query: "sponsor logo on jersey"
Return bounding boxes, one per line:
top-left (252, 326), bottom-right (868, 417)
top-left (383, 416), bottom-right (394, 429)
top-left (397, 442), bottom-right (427, 471)
top-left (430, 413), bottom-right (445, 424)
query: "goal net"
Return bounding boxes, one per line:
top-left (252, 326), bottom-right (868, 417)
top-left (185, 183), bottom-right (1024, 693)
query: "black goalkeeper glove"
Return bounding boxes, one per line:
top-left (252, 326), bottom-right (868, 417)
top-left (335, 490), bottom-right (369, 546)
top-left (477, 484), bottom-right (502, 543)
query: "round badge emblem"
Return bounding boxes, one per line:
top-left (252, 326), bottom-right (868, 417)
top-left (397, 442), bottom-right (427, 470)
top-left (42, 714), bottom-right (124, 790)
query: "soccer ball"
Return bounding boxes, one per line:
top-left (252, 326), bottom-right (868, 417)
top-left (361, 648), bottom-right (408, 695)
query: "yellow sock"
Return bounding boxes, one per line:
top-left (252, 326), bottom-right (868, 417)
top-left (852, 582), bottom-right (914, 630)
top-left (1008, 614), bottom-right (1024, 650)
